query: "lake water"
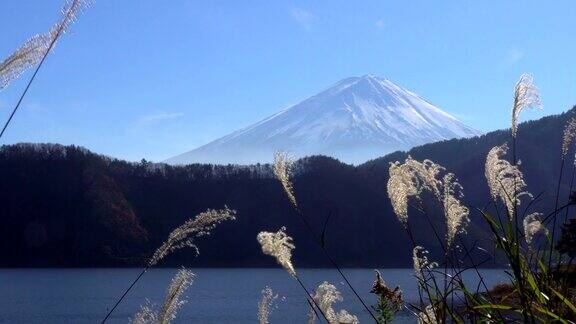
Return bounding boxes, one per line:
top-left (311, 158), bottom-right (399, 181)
top-left (0, 268), bottom-right (506, 323)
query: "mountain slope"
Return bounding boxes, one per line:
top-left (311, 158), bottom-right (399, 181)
top-left (1, 106), bottom-right (573, 267)
top-left (166, 75), bottom-right (481, 165)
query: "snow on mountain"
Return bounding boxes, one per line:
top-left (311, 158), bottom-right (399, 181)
top-left (166, 75), bottom-right (481, 165)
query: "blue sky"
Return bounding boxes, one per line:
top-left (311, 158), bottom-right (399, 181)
top-left (1, 0), bottom-right (576, 162)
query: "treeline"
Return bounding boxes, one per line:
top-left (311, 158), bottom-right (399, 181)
top-left (1, 106), bottom-right (575, 267)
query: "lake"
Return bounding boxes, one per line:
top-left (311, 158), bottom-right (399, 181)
top-left (0, 268), bottom-right (506, 323)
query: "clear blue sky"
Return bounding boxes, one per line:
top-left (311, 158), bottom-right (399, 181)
top-left (1, 0), bottom-right (575, 162)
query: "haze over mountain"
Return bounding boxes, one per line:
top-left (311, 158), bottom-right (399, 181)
top-left (166, 75), bottom-right (481, 165)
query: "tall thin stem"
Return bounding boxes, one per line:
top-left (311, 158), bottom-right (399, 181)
top-left (509, 135), bottom-right (534, 323)
top-left (101, 266), bottom-right (149, 323)
top-left (294, 275), bottom-right (329, 323)
top-left (549, 157), bottom-right (565, 271)
top-left (563, 162), bottom-right (576, 224)
top-left (405, 221), bottom-right (440, 319)
top-left (292, 207), bottom-right (379, 322)
top-left (0, 0), bottom-right (79, 140)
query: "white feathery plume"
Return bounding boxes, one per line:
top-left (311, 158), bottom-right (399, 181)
top-left (258, 286), bottom-right (280, 324)
top-left (273, 151), bottom-right (298, 208)
top-left (307, 304), bottom-right (316, 324)
top-left (523, 212), bottom-right (548, 245)
top-left (0, 0), bottom-right (91, 90)
top-left (388, 157), bottom-right (470, 248)
top-left (412, 246), bottom-right (438, 281)
top-left (333, 310), bottom-right (360, 324)
top-left (309, 281), bottom-right (359, 324)
top-left (562, 117), bottom-right (576, 158)
top-left (485, 143), bottom-right (532, 219)
top-left (130, 269), bottom-right (195, 324)
top-left (387, 161), bottom-right (419, 226)
top-left (149, 207), bottom-right (236, 266)
top-left (0, 34), bottom-right (52, 90)
top-left (443, 173), bottom-right (470, 248)
top-left (130, 301), bottom-right (157, 324)
top-left (387, 157), bottom-right (444, 226)
top-left (56, 0), bottom-right (92, 34)
top-left (157, 269), bottom-right (195, 324)
top-left (257, 227), bottom-right (296, 276)
top-left (417, 304), bottom-right (438, 324)
top-left (511, 74), bottom-right (541, 138)
top-left (407, 158), bottom-right (444, 199)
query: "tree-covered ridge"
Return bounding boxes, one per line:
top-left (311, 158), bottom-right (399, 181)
top-left (1, 106), bottom-right (574, 267)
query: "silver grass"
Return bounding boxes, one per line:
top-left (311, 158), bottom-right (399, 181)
top-left (523, 212), bottom-right (548, 245)
top-left (157, 269), bottom-right (195, 324)
top-left (273, 151), bottom-right (298, 208)
top-left (0, 0), bottom-right (91, 90)
top-left (387, 161), bottom-right (419, 226)
top-left (309, 281), bottom-right (359, 324)
top-left (131, 301), bottom-right (158, 324)
top-left (412, 246), bottom-right (437, 281)
top-left (258, 286), bottom-right (280, 324)
top-left (130, 269), bottom-right (195, 324)
top-left (0, 34), bottom-right (51, 90)
top-left (562, 117), bottom-right (576, 158)
top-left (443, 173), bottom-right (470, 248)
top-left (333, 310), bottom-right (360, 324)
top-left (387, 157), bottom-right (444, 226)
top-left (257, 226), bottom-right (296, 276)
top-left (511, 74), bottom-right (541, 138)
top-left (417, 304), bottom-right (438, 324)
top-left (307, 305), bottom-right (315, 324)
top-left (56, 0), bottom-right (92, 34)
top-left (485, 143), bottom-right (532, 219)
top-left (149, 207), bottom-right (236, 266)
top-left (387, 157), bottom-right (470, 248)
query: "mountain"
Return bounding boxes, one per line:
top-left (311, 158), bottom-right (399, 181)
top-left (166, 75), bottom-right (481, 165)
top-left (0, 107), bottom-right (573, 268)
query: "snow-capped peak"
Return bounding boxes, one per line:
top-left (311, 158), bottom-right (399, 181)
top-left (166, 75), bottom-right (481, 165)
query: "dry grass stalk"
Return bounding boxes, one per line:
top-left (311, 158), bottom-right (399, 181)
top-left (157, 269), bottom-right (195, 324)
top-left (0, 0), bottom-right (91, 90)
top-left (412, 246), bottom-right (438, 282)
top-left (562, 117), bottom-right (576, 158)
top-left (387, 157), bottom-right (444, 226)
top-left (443, 173), bottom-right (470, 248)
top-left (417, 304), bottom-right (438, 324)
top-left (308, 281), bottom-right (359, 324)
top-left (485, 143), bottom-right (532, 219)
top-left (258, 286), bottom-right (280, 324)
top-left (511, 74), bottom-right (541, 138)
top-left (257, 227), bottom-right (296, 276)
top-left (523, 212), bottom-right (548, 245)
top-left (149, 207), bottom-right (236, 266)
top-left (273, 151), bottom-right (298, 208)
top-left (131, 269), bottom-right (195, 324)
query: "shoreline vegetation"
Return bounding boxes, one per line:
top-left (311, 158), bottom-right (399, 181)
top-left (105, 74), bottom-right (575, 323)
top-left (1, 1), bottom-right (575, 322)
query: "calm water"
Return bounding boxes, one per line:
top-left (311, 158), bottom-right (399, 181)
top-left (0, 268), bottom-right (506, 323)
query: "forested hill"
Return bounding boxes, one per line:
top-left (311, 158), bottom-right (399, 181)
top-left (1, 106), bottom-right (574, 268)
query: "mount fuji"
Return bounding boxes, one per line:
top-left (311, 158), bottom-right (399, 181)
top-left (166, 75), bottom-right (481, 165)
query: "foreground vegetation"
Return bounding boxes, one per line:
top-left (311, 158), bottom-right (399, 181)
top-left (2, 2), bottom-right (575, 322)
top-left (100, 74), bottom-right (575, 323)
